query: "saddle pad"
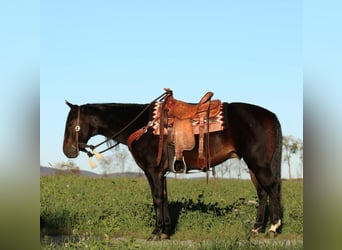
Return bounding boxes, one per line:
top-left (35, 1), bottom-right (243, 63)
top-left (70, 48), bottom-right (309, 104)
top-left (152, 101), bottom-right (225, 136)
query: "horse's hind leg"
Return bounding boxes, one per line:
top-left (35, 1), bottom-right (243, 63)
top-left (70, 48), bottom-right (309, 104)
top-left (250, 170), bottom-right (268, 234)
top-left (253, 168), bottom-right (282, 236)
top-left (267, 178), bottom-right (282, 235)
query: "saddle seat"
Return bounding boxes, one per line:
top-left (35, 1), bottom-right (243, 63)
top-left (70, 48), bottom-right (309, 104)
top-left (165, 92), bottom-right (222, 120)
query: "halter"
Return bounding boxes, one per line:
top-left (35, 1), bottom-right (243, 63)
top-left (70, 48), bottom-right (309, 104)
top-left (71, 106), bottom-right (81, 155)
top-left (73, 90), bottom-right (169, 165)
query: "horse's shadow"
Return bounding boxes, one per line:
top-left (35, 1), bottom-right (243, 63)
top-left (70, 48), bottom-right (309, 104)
top-left (40, 211), bottom-right (72, 237)
top-left (168, 196), bottom-right (249, 235)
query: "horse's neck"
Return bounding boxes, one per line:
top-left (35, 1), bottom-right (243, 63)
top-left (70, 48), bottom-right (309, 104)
top-left (92, 103), bottom-right (148, 145)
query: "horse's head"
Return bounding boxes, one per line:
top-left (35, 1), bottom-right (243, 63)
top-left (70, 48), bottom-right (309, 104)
top-left (63, 101), bottom-right (92, 158)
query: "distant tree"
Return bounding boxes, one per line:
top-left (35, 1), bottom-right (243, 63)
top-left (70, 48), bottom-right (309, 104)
top-left (217, 158), bottom-right (248, 179)
top-left (236, 160), bottom-right (242, 179)
top-left (297, 139), bottom-right (303, 178)
top-left (99, 155), bottom-right (114, 177)
top-left (218, 160), bottom-right (231, 178)
top-left (98, 147), bottom-right (130, 176)
top-left (115, 148), bottom-right (128, 172)
top-left (234, 159), bottom-right (249, 179)
top-left (53, 160), bottom-right (80, 175)
top-left (282, 136), bottom-right (303, 179)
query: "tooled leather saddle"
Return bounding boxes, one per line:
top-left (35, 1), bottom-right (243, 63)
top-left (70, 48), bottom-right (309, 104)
top-left (152, 88), bottom-right (224, 173)
top-left (127, 88), bottom-right (225, 173)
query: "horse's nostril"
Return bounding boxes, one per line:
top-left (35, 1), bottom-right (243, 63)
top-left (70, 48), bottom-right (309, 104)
top-left (63, 146), bottom-right (79, 158)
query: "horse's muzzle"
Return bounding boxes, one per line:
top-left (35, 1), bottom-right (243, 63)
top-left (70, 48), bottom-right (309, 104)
top-left (63, 145), bottom-right (79, 158)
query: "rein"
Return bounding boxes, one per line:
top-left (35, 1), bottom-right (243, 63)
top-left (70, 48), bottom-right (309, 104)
top-left (75, 90), bottom-right (169, 166)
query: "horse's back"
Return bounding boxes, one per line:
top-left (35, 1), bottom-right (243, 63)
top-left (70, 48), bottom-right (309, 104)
top-left (227, 102), bottom-right (279, 121)
top-left (225, 102), bottom-right (281, 133)
top-left (225, 102), bottom-right (282, 166)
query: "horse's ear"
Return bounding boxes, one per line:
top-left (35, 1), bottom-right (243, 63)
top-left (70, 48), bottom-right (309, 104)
top-left (65, 100), bottom-right (76, 109)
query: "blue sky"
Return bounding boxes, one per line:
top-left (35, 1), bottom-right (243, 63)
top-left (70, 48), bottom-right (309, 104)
top-left (40, 1), bottom-right (302, 175)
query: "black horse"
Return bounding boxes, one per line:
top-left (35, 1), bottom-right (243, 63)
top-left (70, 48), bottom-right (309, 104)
top-left (63, 90), bottom-right (282, 240)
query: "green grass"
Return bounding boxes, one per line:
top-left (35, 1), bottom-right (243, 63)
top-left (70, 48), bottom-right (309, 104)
top-left (40, 175), bottom-right (303, 249)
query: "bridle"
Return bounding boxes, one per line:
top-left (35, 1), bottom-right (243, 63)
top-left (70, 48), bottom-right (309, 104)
top-left (71, 105), bottom-right (81, 155)
top-left (71, 90), bottom-right (169, 161)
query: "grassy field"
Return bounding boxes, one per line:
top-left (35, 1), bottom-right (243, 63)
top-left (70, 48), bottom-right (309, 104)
top-left (40, 175), bottom-right (303, 249)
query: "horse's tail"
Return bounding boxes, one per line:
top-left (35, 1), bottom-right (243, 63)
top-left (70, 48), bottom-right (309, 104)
top-left (271, 115), bottom-right (283, 181)
top-left (270, 114), bottom-right (283, 223)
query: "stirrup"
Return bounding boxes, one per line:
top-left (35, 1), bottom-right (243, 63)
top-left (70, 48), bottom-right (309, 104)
top-left (170, 156), bottom-right (187, 174)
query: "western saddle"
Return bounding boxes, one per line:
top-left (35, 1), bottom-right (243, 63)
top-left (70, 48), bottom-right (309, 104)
top-left (127, 88), bottom-right (224, 173)
top-left (157, 88), bottom-right (223, 173)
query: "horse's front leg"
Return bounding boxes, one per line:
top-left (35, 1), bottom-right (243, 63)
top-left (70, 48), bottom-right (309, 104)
top-left (145, 170), bottom-right (171, 240)
top-left (161, 175), bottom-right (171, 236)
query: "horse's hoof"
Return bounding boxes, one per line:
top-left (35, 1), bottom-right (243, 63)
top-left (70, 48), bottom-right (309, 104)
top-left (160, 233), bottom-right (170, 240)
top-left (251, 230), bottom-right (259, 236)
top-left (251, 226), bottom-right (263, 235)
top-left (147, 234), bottom-right (160, 241)
top-left (147, 233), bottom-right (170, 241)
top-left (266, 230), bottom-right (277, 238)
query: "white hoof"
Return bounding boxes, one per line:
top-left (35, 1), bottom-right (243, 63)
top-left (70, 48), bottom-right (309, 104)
top-left (268, 219), bottom-right (281, 233)
top-left (251, 226), bottom-right (262, 234)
